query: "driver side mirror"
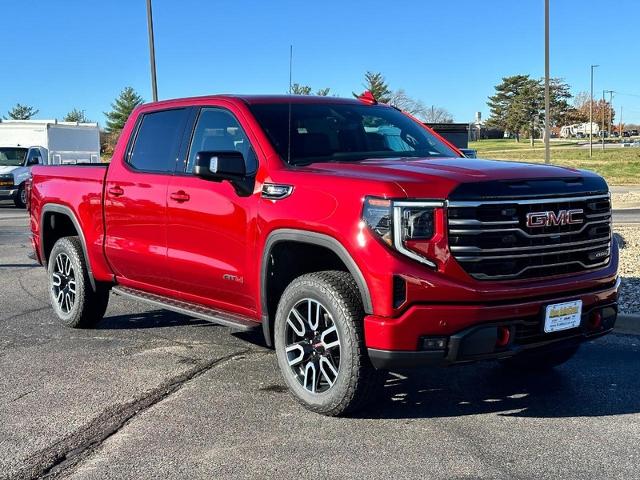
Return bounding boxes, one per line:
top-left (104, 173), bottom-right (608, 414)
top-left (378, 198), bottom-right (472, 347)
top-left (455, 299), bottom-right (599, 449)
top-left (194, 151), bottom-right (253, 196)
top-left (28, 156), bottom-right (41, 166)
top-left (194, 151), bottom-right (246, 180)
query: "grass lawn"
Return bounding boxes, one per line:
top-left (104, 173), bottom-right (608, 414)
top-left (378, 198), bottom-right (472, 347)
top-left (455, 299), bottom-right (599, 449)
top-left (469, 139), bottom-right (640, 185)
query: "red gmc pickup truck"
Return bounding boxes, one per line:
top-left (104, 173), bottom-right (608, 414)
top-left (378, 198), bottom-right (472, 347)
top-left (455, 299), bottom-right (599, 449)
top-left (28, 94), bottom-right (619, 416)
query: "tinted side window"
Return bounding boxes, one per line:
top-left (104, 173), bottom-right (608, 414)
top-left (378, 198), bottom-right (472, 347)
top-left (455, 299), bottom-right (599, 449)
top-left (27, 148), bottom-right (42, 164)
top-left (186, 108), bottom-right (254, 173)
top-left (129, 109), bottom-right (189, 173)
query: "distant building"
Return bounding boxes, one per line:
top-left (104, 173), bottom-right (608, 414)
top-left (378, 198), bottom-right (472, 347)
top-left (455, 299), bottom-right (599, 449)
top-left (469, 112), bottom-right (504, 140)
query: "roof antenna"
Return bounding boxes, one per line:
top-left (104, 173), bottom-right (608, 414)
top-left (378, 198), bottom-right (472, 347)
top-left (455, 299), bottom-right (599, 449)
top-left (287, 44), bottom-right (293, 164)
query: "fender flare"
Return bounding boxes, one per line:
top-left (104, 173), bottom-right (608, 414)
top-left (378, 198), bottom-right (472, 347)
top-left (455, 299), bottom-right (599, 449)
top-left (260, 228), bottom-right (373, 346)
top-left (40, 204), bottom-right (97, 291)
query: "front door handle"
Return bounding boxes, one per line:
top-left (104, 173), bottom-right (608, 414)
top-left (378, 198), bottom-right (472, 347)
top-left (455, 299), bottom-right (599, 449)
top-left (170, 191), bottom-right (190, 203)
top-left (108, 186), bottom-right (124, 197)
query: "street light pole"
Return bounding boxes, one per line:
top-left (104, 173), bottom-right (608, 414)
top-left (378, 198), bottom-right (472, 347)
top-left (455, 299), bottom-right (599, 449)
top-left (146, 0), bottom-right (158, 102)
top-left (589, 64), bottom-right (599, 158)
top-left (544, 0), bottom-right (550, 164)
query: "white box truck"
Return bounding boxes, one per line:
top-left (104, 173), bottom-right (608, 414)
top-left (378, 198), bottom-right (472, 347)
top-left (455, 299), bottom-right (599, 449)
top-left (0, 120), bottom-right (100, 207)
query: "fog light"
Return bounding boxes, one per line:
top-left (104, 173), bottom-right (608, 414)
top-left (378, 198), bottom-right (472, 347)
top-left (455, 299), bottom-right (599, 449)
top-left (421, 337), bottom-right (448, 351)
top-left (588, 311), bottom-right (602, 330)
top-left (496, 326), bottom-right (511, 347)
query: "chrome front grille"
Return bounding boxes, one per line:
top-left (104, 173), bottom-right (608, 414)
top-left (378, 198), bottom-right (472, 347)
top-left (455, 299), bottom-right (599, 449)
top-left (447, 194), bottom-right (612, 280)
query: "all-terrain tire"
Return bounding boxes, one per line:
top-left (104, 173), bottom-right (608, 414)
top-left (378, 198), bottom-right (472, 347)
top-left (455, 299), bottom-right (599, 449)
top-left (48, 236), bottom-right (110, 328)
top-left (274, 270), bottom-right (385, 416)
top-left (500, 344), bottom-right (580, 372)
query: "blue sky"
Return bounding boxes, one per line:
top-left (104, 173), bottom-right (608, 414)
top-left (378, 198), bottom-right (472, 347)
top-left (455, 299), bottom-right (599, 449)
top-left (2, 0), bottom-right (640, 125)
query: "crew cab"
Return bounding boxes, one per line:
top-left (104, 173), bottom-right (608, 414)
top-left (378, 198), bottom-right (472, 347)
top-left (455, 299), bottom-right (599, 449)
top-left (28, 94), bottom-right (619, 416)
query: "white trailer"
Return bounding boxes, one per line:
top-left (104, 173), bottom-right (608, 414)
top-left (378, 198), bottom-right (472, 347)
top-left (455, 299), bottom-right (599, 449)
top-left (559, 122), bottom-right (600, 138)
top-left (0, 120), bottom-right (101, 207)
top-left (0, 120), bottom-right (100, 165)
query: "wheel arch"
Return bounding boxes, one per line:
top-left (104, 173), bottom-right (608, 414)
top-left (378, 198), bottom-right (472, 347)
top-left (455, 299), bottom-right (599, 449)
top-left (40, 204), bottom-right (96, 291)
top-left (260, 228), bottom-right (373, 347)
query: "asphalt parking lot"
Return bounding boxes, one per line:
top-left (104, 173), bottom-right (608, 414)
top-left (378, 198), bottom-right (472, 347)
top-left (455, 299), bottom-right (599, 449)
top-left (1, 202), bottom-right (639, 480)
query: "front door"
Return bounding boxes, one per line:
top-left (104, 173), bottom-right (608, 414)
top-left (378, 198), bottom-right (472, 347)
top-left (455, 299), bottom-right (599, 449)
top-left (166, 106), bottom-right (259, 314)
top-left (104, 107), bottom-right (191, 287)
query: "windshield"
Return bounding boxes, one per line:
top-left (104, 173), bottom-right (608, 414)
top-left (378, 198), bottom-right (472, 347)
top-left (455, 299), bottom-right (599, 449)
top-left (248, 102), bottom-right (459, 166)
top-left (0, 147), bottom-right (28, 167)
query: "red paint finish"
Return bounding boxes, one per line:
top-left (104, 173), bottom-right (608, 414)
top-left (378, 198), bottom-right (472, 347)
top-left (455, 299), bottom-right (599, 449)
top-left (28, 94), bottom-right (620, 357)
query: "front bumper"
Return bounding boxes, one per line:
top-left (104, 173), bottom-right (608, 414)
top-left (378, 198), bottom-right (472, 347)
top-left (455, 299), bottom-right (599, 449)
top-left (366, 279), bottom-right (619, 370)
top-left (0, 187), bottom-right (17, 199)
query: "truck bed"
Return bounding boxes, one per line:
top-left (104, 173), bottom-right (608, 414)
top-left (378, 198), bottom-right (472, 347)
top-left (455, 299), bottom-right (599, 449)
top-left (29, 164), bottom-right (111, 281)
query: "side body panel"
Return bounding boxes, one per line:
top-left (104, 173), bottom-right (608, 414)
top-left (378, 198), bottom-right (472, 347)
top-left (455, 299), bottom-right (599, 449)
top-left (165, 100), bottom-right (265, 316)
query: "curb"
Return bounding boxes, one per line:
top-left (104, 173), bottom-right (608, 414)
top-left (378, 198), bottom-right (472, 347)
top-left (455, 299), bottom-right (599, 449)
top-left (615, 314), bottom-right (640, 335)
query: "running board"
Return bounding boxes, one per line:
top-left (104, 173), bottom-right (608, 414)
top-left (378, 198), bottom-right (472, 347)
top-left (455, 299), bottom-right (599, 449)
top-left (112, 286), bottom-right (259, 331)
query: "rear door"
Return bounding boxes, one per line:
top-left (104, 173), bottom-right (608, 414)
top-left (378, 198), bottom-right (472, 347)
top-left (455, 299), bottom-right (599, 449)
top-left (166, 105), bottom-right (259, 313)
top-left (104, 107), bottom-right (191, 287)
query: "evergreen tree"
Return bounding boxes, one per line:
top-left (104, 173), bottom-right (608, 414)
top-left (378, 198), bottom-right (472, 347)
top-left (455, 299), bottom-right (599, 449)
top-left (104, 87), bottom-right (144, 133)
top-left (64, 108), bottom-right (90, 123)
top-left (290, 84), bottom-right (331, 96)
top-left (291, 83), bottom-right (312, 95)
top-left (487, 75), bottom-right (542, 142)
top-left (6, 103), bottom-right (39, 120)
top-left (355, 71), bottom-right (391, 103)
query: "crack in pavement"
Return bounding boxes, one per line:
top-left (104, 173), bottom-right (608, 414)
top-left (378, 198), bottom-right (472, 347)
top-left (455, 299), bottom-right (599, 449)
top-left (5, 349), bottom-right (255, 480)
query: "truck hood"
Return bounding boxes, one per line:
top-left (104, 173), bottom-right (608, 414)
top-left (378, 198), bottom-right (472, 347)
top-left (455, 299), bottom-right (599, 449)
top-left (309, 157), bottom-right (594, 198)
top-left (0, 166), bottom-right (18, 175)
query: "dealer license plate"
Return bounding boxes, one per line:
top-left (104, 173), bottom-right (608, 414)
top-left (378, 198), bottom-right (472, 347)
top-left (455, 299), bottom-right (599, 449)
top-left (544, 300), bottom-right (582, 333)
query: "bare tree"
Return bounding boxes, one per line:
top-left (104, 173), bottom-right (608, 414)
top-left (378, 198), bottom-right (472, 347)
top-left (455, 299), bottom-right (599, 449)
top-left (422, 106), bottom-right (454, 123)
top-left (388, 89), bottom-right (453, 122)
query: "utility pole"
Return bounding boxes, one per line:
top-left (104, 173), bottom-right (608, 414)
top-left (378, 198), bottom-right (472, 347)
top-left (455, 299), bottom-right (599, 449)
top-left (601, 90), bottom-right (605, 150)
top-left (607, 90), bottom-right (614, 137)
top-left (146, 0), bottom-right (158, 102)
top-left (619, 106), bottom-right (623, 143)
top-left (544, 0), bottom-right (551, 164)
top-left (589, 64), bottom-right (599, 157)
top-left (603, 90), bottom-right (615, 138)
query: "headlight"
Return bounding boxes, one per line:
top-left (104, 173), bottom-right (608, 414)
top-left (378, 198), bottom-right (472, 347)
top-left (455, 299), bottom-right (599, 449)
top-left (363, 197), bottom-right (444, 268)
top-left (0, 174), bottom-right (14, 184)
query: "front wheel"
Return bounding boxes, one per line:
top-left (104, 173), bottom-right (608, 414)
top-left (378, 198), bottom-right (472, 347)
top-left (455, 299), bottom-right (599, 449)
top-left (48, 236), bottom-right (110, 328)
top-left (274, 271), bottom-right (384, 416)
top-left (14, 184), bottom-right (26, 208)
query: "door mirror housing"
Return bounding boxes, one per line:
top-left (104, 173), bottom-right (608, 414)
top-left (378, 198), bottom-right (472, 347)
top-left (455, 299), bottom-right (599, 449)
top-left (28, 156), bottom-right (41, 166)
top-left (194, 151), bottom-right (246, 180)
top-left (193, 151), bottom-right (254, 196)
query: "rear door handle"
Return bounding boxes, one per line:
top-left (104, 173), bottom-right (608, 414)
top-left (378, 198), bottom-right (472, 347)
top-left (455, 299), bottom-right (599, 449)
top-left (108, 186), bottom-right (124, 197)
top-left (170, 191), bottom-right (190, 203)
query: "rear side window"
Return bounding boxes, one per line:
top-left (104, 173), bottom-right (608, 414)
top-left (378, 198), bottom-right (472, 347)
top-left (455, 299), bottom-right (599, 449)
top-left (128, 109), bottom-right (190, 173)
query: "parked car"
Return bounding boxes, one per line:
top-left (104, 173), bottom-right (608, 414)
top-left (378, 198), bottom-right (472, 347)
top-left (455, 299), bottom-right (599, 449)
top-left (0, 120), bottom-right (101, 207)
top-left (28, 94), bottom-right (619, 416)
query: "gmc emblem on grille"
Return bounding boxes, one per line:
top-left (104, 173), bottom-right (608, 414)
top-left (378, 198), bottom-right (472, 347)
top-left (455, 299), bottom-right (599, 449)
top-left (526, 209), bottom-right (584, 228)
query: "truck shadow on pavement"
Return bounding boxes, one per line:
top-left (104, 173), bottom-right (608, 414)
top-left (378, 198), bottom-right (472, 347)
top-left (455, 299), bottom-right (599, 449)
top-left (96, 309), bottom-right (211, 330)
top-left (358, 338), bottom-right (640, 420)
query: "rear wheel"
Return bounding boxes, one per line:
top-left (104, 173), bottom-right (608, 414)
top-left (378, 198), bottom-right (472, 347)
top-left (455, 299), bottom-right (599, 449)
top-left (500, 344), bottom-right (580, 371)
top-left (48, 236), bottom-right (110, 328)
top-left (14, 184), bottom-right (26, 208)
top-left (274, 271), bottom-right (384, 416)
